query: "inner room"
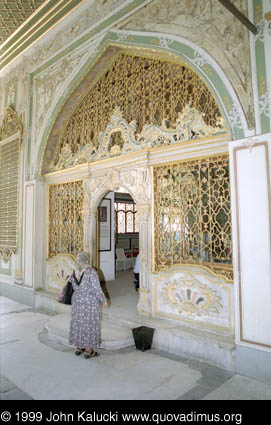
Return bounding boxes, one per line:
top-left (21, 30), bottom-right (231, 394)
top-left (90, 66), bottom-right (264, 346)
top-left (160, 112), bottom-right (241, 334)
top-left (97, 188), bottom-right (140, 316)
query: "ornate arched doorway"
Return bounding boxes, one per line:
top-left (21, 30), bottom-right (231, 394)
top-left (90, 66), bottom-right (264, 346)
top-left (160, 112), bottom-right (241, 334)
top-left (42, 46), bottom-right (233, 327)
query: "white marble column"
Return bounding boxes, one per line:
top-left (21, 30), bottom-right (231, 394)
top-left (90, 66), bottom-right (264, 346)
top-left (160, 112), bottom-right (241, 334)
top-left (23, 179), bottom-right (46, 289)
top-left (89, 210), bottom-right (98, 268)
top-left (137, 204), bottom-right (152, 316)
top-left (82, 179), bottom-right (92, 254)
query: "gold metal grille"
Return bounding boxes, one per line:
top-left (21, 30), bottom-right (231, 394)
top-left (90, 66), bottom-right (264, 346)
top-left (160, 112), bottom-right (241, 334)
top-left (48, 181), bottom-right (84, 258)
top-left (153, 155), bottom-right (233, 281)
top-left (58, 52), bottom-right (221, 159)
top-left (0, 138), bottom-right (19, 252)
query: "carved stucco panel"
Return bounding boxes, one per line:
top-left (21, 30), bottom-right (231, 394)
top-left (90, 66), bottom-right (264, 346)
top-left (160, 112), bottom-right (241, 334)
top-left (31, 0), bottom-right (122, 65)
top-left (5, 78), bottom-right (17, 107)
top-left (32, 40), bottom-right (101, 146)
top-left (89, 166), bottom-right (151, 208)
top-left (122, 0), bottom-right (255, 129)
top-left (154, 267), bottom-right (233, 332)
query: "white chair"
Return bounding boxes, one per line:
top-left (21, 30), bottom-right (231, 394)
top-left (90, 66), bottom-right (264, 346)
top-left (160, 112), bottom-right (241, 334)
top-left (116, 248), bottom-right (131, 271)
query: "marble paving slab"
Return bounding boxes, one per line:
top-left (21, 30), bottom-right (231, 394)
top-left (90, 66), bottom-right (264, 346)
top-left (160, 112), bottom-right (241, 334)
top-left (203, 375), bottom-right (271, 400)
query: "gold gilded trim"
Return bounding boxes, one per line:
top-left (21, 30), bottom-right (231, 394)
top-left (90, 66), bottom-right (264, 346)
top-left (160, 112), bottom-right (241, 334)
top-left (1, 0), bottom-right (52, 50)
top-left (44, 47), bottom-right (227, 174)
top-left (0, 108), bottom-right (22, 262)
top-left (52, 105), bottom-right (227, 172)
top-left (152, 153), bottom-right (233, 281)
top-left (47, 180), bottom-right (84, 259)
top-left (1, 1), bottom-right (86, 69)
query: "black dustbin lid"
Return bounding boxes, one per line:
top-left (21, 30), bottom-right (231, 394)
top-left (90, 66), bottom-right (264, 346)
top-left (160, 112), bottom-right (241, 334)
top-left (132, 326), bottom-right (155, 334)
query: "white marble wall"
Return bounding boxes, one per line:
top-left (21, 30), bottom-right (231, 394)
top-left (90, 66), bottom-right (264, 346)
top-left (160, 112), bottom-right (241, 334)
top-left (229, 135), bottom-right (271, 350)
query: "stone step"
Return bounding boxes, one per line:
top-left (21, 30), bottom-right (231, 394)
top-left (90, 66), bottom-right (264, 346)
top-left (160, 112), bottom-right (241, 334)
top-left (45, 313), bottom-right (134, 350)
top-left (46, 310), bottom-right (236, 372)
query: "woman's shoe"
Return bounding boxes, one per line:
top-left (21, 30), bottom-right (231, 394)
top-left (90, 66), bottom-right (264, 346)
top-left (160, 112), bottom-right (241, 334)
top-left (75, 348), bottom-right (85, 356)
top-left (84, 349), bottom-right (100, 359)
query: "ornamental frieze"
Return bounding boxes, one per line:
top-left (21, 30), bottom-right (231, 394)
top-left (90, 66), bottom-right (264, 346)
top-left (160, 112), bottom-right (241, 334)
top-left (52, 104), bottom-right (226, 172)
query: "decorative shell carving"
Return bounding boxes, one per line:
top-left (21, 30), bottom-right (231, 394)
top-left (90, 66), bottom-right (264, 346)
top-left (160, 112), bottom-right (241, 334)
top-left (46, 253), bottom-right (76, 292)
top-left (161, 274), bottom-right (222, 316)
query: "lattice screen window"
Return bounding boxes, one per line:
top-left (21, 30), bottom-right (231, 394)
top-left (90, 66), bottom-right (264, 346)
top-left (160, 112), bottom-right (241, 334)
top-left (48, 181), bottom-right (83, 258)
top-left (115, 202), bottom-right (138, 234)
top-left (0, 138), bottom-right (20, 258)
top-left (153, 155), bottom-right (233, 281)
top-left (57, 52), bottom-right (221, 161)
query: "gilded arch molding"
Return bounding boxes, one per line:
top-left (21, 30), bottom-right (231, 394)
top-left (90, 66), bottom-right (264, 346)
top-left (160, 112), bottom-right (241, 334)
top-left (34, 31), bottom-right (248, 179)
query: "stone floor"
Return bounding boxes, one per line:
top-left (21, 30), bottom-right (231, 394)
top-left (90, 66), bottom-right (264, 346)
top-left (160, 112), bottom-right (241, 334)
top-left (1, 294), bottom-right (271, 400)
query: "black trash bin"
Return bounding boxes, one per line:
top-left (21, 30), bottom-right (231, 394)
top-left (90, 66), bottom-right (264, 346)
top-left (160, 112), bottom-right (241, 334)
top-left (132, 326), bottom-right (155, 351)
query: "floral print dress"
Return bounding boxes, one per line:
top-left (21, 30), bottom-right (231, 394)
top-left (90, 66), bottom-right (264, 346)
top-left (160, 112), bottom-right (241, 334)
top-left (69, 266), bottom-right (106, 349)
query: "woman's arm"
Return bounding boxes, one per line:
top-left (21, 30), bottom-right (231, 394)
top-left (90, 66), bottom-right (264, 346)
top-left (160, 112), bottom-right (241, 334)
top-left (89, 269), bottom-right (107, 304)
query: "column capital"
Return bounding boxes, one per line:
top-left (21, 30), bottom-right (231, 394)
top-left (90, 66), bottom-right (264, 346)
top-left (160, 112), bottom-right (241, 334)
top-left (137, 204), bottom-right (151, 219)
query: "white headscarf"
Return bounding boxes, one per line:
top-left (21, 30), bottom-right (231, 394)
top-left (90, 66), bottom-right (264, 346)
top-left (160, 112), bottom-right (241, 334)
top-left (76, 252), bottom-right (91, 268)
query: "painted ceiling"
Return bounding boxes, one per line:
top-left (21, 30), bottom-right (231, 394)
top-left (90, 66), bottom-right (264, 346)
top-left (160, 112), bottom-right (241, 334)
top-left (0, 0), bottom-right (85, 70)
top-left (0, 0), bottom-right (47, 44)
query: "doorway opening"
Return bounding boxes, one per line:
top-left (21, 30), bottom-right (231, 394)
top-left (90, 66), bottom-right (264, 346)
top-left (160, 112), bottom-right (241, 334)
top-left (96, 187), bottom-right (139, 315)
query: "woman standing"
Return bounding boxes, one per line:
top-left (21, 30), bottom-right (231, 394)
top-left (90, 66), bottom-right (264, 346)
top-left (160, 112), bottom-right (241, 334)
top-left (69, 252), bottom-right (108, 358)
